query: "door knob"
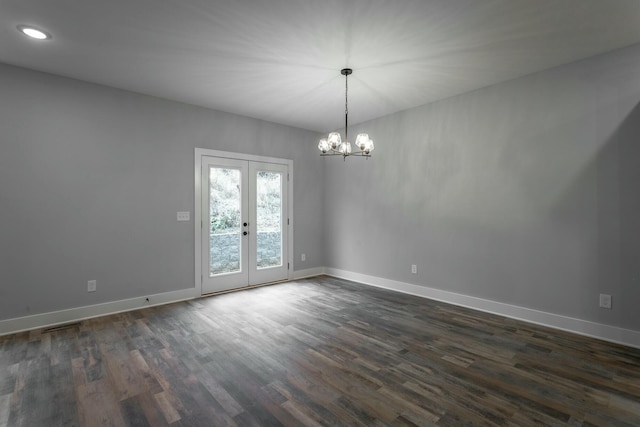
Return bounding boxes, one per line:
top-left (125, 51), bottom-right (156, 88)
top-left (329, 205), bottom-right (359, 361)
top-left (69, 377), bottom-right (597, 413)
top-left (243, 222), bottom-right (248, 227)
top-left (243, 231), bottom-right (248, 236)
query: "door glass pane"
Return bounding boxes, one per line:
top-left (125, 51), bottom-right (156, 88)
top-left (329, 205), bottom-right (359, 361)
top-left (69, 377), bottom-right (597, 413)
top-left (209, 167), bottom-right (241, 276)
top-left (256, 171), bottom-right (282, 269)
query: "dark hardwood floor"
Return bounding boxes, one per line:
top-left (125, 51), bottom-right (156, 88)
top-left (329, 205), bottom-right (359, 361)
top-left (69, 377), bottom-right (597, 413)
top-left (1, 275), bottom-right (640, 426)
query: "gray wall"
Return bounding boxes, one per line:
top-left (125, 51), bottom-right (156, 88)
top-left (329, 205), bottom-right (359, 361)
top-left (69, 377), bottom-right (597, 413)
top-left (0, 63), bottom-right (324, 321)
top-left (3, 43), bottom-right (640, 333)
top-left (324, 44), bottom-right (640, 331)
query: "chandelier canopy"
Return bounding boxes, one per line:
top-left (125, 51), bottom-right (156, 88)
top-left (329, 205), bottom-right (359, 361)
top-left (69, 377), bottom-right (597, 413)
top-left (318, 68), bottom-right (375, 159)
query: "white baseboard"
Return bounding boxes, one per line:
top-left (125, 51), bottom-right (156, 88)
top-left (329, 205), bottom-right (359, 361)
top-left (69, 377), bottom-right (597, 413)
top-left (0, 269), bottom-right (322, 337)
top-left (0, 288), bottom-right (198, 337)
top-left (292, 267), bottom-right (325, 280)
top-left (4, 269), bottom-right (639, 350)
top-left (324, 268), bottom-right (640, 350)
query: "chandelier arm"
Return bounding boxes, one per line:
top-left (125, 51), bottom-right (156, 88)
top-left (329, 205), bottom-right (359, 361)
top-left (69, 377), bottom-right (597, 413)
top-left (320, 151), bottom-right (370, 158)
top-left (320, 149), bottom-right (370, 158)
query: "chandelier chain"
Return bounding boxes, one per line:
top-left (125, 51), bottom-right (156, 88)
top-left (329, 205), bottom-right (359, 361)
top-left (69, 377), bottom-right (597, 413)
top-left (344, 71), bottom-right (349, 144)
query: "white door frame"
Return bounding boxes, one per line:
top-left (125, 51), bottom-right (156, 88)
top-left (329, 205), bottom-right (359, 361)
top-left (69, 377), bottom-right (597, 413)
top-left (194, 148), bottom-right (293, 295)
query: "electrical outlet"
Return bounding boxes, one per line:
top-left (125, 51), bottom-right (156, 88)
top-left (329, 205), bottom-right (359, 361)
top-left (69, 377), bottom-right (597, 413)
top-left (411, 264), bottom-right (417, 274)
top-left (177, 211), bottom-right (190, 221)
top-left (301, 253), bottom-right (306, 261)
top-left (87, 280), bottom-right (96, 292)
top-left (599, 294), bottom-right (612, 309)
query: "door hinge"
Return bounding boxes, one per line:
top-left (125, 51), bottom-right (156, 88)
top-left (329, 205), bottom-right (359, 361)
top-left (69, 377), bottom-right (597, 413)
top-left (287, 173), bottom-right (290, 181)
top-left (287, 218), bottom-right (290, 225)
top-left (287, 262), bottom-right (290, 270)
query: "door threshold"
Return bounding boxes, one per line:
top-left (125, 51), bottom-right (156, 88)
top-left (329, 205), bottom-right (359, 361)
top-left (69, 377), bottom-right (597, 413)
top-left (201, 278), bottom-right (290, 298)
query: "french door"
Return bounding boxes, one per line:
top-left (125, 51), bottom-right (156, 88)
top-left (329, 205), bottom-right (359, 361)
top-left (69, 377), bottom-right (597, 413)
top-left (200, 155), bottom-right (289, 294)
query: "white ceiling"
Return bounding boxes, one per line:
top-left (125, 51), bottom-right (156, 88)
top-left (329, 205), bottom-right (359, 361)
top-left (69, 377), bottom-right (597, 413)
top-left (2, 0), bottom-right (640, 132)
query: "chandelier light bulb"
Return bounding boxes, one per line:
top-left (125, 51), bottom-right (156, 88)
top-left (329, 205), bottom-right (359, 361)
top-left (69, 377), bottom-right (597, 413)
top-left (355, 133), bottom-right (370, 151)
top-left (318, 138), bottom-right (330, 153)
top-left (365, 139), bottom-right (374, 154)
top-left (339, 141), bottom-right (352, 155)
top-left (327, 132), bottom-right (341, 150)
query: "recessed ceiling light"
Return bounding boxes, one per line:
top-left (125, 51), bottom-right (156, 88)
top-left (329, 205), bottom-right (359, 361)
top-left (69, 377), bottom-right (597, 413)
top-left (17, 25), bottom-right (52, 40)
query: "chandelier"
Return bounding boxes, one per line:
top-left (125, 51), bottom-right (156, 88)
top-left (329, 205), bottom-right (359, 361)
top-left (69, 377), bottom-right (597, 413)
top-left (318, 68), bottom-right (375, 159)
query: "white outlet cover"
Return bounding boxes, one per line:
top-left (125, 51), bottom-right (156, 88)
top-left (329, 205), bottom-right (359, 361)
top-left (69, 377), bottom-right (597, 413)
top-left (88, 280), bottom-right (97, 292)
top-left (301, 253), bottom-right (306, 261)
top-left (599, 294), bottom-right (612, 309)
top-left (177, 211), bottom-right (190, 221)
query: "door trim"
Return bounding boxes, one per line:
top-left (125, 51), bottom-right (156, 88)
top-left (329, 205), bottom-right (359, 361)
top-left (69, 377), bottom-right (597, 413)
top-left (194, 148), bottom-right (293, 296)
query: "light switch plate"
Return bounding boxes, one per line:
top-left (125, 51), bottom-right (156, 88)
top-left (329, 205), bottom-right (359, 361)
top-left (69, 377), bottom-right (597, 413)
top-left (599, 293), bottom-right (612, 309)
top-left (177, 211), bottom-right (190, 221)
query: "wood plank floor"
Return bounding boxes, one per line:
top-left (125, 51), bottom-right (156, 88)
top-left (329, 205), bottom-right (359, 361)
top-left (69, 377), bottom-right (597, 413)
top-left (1, 276), bottom-right (640, 426)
